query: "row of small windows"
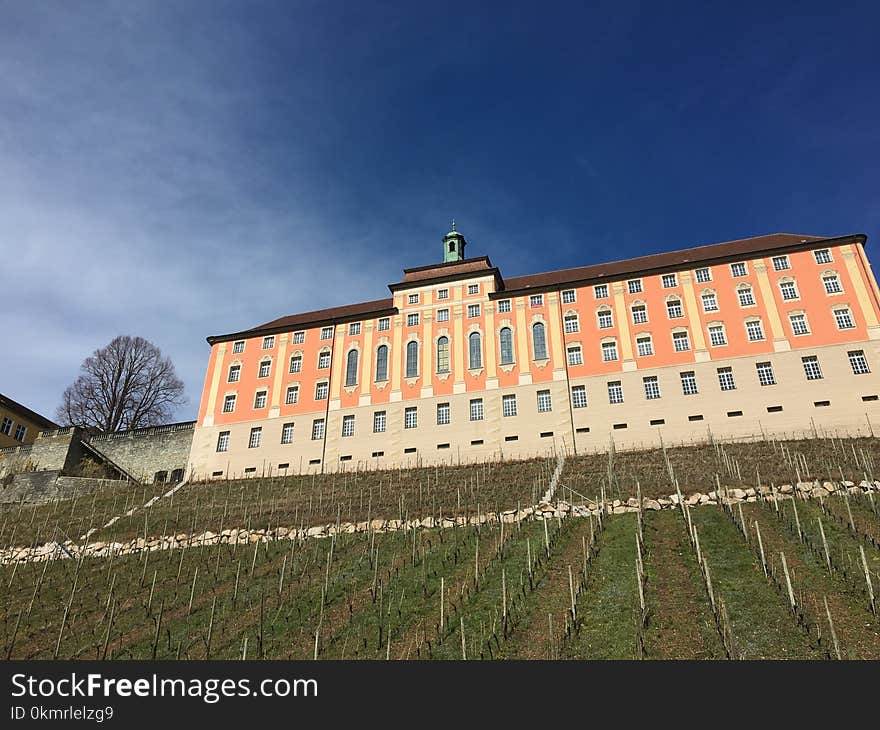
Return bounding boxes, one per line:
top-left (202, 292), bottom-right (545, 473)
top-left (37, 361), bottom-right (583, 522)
top-left (218, 390), bottom-right (557, 451)
top-left (230, 309), bottom-right (860, 398)
top-left (229, 251), bottom-right (839, 356)
top-left (0, 416), bottom-right (27, 442)
top-left (564, 350), bottom-right (871, 407)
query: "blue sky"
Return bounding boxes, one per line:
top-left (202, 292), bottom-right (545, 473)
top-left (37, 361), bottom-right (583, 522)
top-left (1, 0), bottom-right (878, 423)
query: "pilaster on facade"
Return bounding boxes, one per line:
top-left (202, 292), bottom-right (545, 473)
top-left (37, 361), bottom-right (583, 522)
top-left (611, 282), bottom-right (634, 361)
top-left (268, 332), bottom-right (289, 417)
top-left (202, 341), bottom-right (227, 427)
top-left (842, 244), bottom-right (880, 338)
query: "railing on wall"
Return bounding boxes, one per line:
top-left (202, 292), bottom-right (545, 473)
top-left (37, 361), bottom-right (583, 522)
top-left (89, 421), bottom-right (196, 442)
top-left (36, 427), bottom-right (73, 438)
top-left (0, 444), bottom-right (34, 456)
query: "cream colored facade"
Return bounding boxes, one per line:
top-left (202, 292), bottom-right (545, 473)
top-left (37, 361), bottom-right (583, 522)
top-left (188, 231), bottom-right (880, 479)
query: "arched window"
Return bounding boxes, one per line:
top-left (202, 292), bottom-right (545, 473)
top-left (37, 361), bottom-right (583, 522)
top-left (375, 345), bottom-right (389, 382)
top-left (532, 322), bottom-right (547, 360)
top-left (345, 349), bottom-right (359, 387)
top-left (436, 336), bottom-right (450, 373)
top-left (499, 327), bottom-right (514, 365)
top-left (469, 332), bottom-right (482, 369)
top-left (405, 341), bottom-right (419, 378)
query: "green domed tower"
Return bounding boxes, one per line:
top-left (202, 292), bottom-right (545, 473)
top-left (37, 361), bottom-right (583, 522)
top-left (442, 221), bottom-right (466, 263)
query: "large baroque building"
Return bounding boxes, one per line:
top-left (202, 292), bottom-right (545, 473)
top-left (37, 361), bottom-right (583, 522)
top-left (188, 229), bottom-right (880, 479)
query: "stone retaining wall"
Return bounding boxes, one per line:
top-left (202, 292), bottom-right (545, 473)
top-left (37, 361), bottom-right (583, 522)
top-left (2, 477), bottom-right (876, 565)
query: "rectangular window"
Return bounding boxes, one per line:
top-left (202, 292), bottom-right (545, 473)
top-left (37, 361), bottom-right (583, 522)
top-left (341, 415), bottom-right (355, 437)
top-left (672, 331), bottom-right (691, 351)
top-left (680, 371), bottom-right (698, 395)
top-left (708, 325), bottom-right (727, 347)
top-left (823, 275), bottom-right (842, 294)
top-left (293, 331), bottom-right (305, 344)
top-left (502, 394), bottom-right (518, 417)
top-left (378, 317), bottom-right (390, 331)
top-left (643, 376), bottom-right (661, 400)
top-left (262, 336), bottom-right (275, 349)
top-left (436, 308), bottom-right (450, 323)
top-left (311, 419), bottom-right (325, 440)
top-left (814, 248), bottom-right (832, 264)
top-left (594, 284), bottom-right (609, 298)
top-left (780, 281), bottom-right (798, 300)
top-left (258, 360), bottom-right (271, 378)
top-left (597, 310), bottom-right (613, 328)
top-left (248, 427), bottom-right (262, 448)
top-left (497, 299), bottom-right (511, 313)
top-left (802, 355), bottom-right (823, 380)
top-left (537, 389), bottom-right (552, 412)
top-left (254, 390), bottom-right (267, 408)
top-left (289, 355), bottom-right (302, 373)
top-left (404, 407), bottom-right (418, 429)
top-left (738, 287), bottom-right (755, 307)
top-left (636, 336), bottom-right (653, 357)
top-left (529, 294), bottom-right (543, 307)
top-left (600, 341), bottom-right (617, 362)
top-left (318, 351), bottom-right (331, 369)
top-left (631, 305), bottom-right (647, 324)
top-left (730, 262), bottom-right (747, 277)
top-left (695, 267), bottom-right (712, 283)
top-left (789, 313), bottom-right (809, 335)
top-left (834, 308), bottom-right (855, 329)
top-left (228, 364), bottom-right (241, 382)
top-left (772, 255), bottom-right (790, 271)
top-left (232, 340), bottom-right (245, 354)
top-left (568, 345), bottom-right (584, 366)
top-left (373, 411), bottom-right (386, 433)
top-left (407, 313), bottom-right (420, 327)
top-left (661, 273), bottom-right (677, 288)
top-left (437, 288), bottom-right (449, 300)
top-left (627, 279), bottom-right (642, 294)
top-left (315, 382), bottom-right (329, 400)
top-left (562, 289), bottom-right (577, 304)
top-left (607, 381), bottom-right (624, 404)
top-left (436, 402), bottom-right (450, 425)
top-left (467, 304), bottom-right (480, 318)
top-left (756, 361), bottom-right (776, 386)
top-left (13, 424), bottom-right (26, 442)
top-left (469, 398), bottom-right (484, 421)
top-left (849, 350), bottom-right (870, 375)
top-left (666, 299), bottom-right (683, 318)
top-left (216, 431), bottom-right (230, 452)
top-left (408, 293), bottom-right (419, 304)
top-left (349, 322), bottom-right (361, 335)
top-left (319, 326), bottom-right (333, 340)
top-left (468, 284), bottom-right (479, 295)
top-left (1, 417), bottom-right (12, 435)
top-left (285, 386), bottom-right (299, 405)
top-left (746, 320), bottom-right (765, 341)
top-left (222, 394), bottom-right (236, 413)
top-left (564, 314), bottom-right (579, 333)
top-left (571, 385), bottom-right (587, 408)
top-left (280, 422), bottom-right (295, 444)
top-left (717, 366), bottom-right (736, 391)
top-left (701, 293), bottom-right (718, 312)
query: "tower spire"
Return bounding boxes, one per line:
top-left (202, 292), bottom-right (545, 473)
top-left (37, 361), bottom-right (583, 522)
top-left (442, 223), bottom-right (466, 263)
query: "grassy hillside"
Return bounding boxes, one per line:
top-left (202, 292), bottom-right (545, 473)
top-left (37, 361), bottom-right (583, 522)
top-left (1, 437), bottom-right (879, 660)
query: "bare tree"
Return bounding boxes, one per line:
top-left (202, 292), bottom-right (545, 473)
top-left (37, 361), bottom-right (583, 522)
top-left (57, 336), bottom-right (186, 433)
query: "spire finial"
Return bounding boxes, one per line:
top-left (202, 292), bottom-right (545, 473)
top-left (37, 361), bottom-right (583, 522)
top-left (451, 218), bottom-right (456, 231)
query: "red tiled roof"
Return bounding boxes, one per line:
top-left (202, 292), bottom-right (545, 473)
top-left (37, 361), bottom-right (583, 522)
top-left (498, 233), bottom-right (857, 293)
top-left (206, 232), bottom-right (865, 344)
top-left (206, 297), bottom-right (395, 344)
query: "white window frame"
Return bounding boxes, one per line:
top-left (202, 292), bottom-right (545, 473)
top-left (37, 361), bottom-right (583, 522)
top-left (745, 319), bottom-right (765, 342)
top-left (537, 389), bottom-right (552, 413)
top-left (341, 415), bottom-right (355, 437)
top-left (281, 423), bottom-right (295, 444)
top-left (695, 267), bottom-right (712, 283)
top-left (680, 371), bottom-right (698, 395)
top-left (643, 376), bottom-right (661, 400)
top-left (406, 313), bottom-right (420, 327)
top-left (594, 284), bottom-right (609, 299)
top-left (529, 294), bottom-right (544, 307)
top-left (756, 362), bottom-right (776, 386)
top-left (600, 341), bottom-right (618, 362)
top-left (261, 336), bottom-right (275, 349)
top-left (232, 340), bottom-right (245, 354)
top-left (833, 307), bottom-right (854, 330)
top-left (597, 309), bottom-right (613, 329)
top-left (564, 313), bottom-right (580, 333)
top-left (627, 279), bottom-right (642, 294)
top-left (315, 381), bottom-right (329, 400)
top-left (469, 398), bottom-right (484, 421)
top-left (672, 331), bottom-right (691, 352)
top-left (497, 299), bottom-right (512, 313)
top-left (320, 326), bottom-right (334, 340)
top-left (502, 394), bottom-right (518, 417)
top-left (404, 406), bottom-right (418, 429)
top-left (567, 345), bottom-right (584, 366)
top-left (248, 427), bottom-right (262, 449)
top-left (789, 313), bottom-right (810, 336)
top-left (285, 385), bottom-right (299, 405)
top-left (311, 419), bottom-right (325, 440)
top-left (814, 248), bottom-right (832, 264)
top-left (730, 262), bottom-right (748, 277)
top-left (377, 317), bottom-right (390, 331)
top-left (562, 289), bottom-right (577, 304)
top-left (349, 322), bottom-right (361, 335)
top-left (254, 390), bottom-right (268, 409)
top-left (571, 385), bottom-right (587, 408)
top-left (436, 402), bottom-right (451, 425)
top-left (373, 411), bottom-right (387, 433)
top-left (802, 355), bottom-right (823, 380)
top-left (772, 255), bottom-right (790, 271)
top-left (631, 304), bottom-right (648, 324)
top-left (717, 367), bottom-right (736, 391)
top-left (849, 350), bottom-right (870, 375)
top-left (661, 273), bottom-right (677, 288)
top-left (467, 304), bottom-right (481, 318)
top-left (607, 381), bottom-right (624, 404)
top-left (636, 336), bottom-right (654, 357)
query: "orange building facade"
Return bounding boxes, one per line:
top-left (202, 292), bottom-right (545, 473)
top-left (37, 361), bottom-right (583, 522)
top-left (188, 230), bottom-right (880, 479)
